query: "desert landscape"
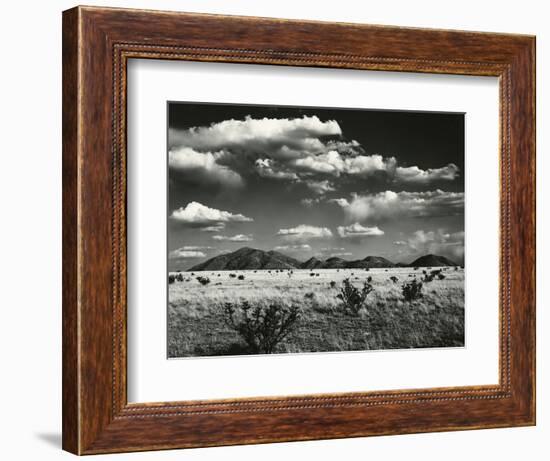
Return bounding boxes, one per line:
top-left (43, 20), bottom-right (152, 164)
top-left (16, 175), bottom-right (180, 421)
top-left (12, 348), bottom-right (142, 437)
top-left (168, 247), bottom-right (464, 358)
top-left (166, 103), bottom-right (466, 358)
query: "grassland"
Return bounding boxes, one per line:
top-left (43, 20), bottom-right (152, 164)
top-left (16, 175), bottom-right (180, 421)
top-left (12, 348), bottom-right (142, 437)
top-left (167, 267), bottom-right (464, 358)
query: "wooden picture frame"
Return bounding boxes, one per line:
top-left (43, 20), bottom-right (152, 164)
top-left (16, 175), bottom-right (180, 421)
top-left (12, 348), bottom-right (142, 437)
top-left (62, 5), bottom-right (535, 455)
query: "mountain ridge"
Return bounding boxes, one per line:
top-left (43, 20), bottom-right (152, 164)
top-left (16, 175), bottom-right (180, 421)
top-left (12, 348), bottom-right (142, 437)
top-left (187, 247), bottom-right (458, 271)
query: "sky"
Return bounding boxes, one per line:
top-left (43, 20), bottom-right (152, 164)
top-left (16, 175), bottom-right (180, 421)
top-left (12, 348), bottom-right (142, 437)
top-left (167, 102), bottom-right (465, 270)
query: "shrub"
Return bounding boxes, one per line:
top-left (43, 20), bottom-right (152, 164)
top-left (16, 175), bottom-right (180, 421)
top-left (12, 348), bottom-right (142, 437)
top-left (402, 279), bottom-right (423, 302)
top-left (366, 276), bottom-right (373, 284)
top-left (304, 292), bottom-right (314, 299)
top-left (229, 273), bottom-right (237, 278)
top-left (223, 301), bottom-right (300, 354)
top-left (389, 276), bottom-right (399, 283)
top-left (329, 280), bottom-right (337, 289)
top-left (168, 274), bottom-right (176, 284)
top-left (437, 273), bottom-right (446, 280)
top-left (196, 276), bottom-right (211, 286)
top-left (176, 273), bottom-right (184, 282)
top-left (238, 274), bottom-right (245, 280)
top-left (365, 267), bottom-right (370, 271)
top-left (413, 266), bottom-right (419, 271)
top-left (337, 278), bottom-right (374, 315)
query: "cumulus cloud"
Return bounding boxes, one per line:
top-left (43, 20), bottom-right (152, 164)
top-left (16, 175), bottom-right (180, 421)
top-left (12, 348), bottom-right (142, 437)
top-left (395, 163), bottom-right (459, 184)
top-left (169, 147), bottom-right (244, 188)
top-left (169, 115), bottom-right (460, 190)
top-left (304, 179), bottom-right (336, 195)
top-left (291, 151), bottom-right (396, 177)
top-left (337, 222), bottom-right (385, 239)
top-left (170, 202), bottom-right (253, 228)
top-left (274, 244), bottom-right (312, 252)
top-left (277, 224), bottom-right (333, 241)
top-left (404, 229), bottom-right (465, 263)
top-left (331, 190), bottom-right (464, 221)
top-left (255, 158), bottom-right (298, 181)
top-left (212, 234), bottom-right (253, 242)
top-left (169, 115), bottom-right (342, 157)
top-left (168, 249), bottom-right (206, 259)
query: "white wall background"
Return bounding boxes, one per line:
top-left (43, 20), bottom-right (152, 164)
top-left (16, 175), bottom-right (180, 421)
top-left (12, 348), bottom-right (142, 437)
top-left (0, 1), bottom-right (546, 459)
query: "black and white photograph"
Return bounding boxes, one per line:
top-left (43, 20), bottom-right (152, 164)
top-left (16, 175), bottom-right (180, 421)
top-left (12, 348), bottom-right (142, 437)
top-left (167, 102), bottom-right (465, 358)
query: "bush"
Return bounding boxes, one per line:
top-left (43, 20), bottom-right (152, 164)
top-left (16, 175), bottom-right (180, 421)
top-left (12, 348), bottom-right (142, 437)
top-left (229, 273), bottom-right (237, 278)
top-left (223, 301), bottom-right (300, 354)
top-left (337, 278), bottom-right (373, 315)
top-left (176, 273), bottom-right (184, 282)
top-left (402, 279), bottom-right (423, 301)
top-left (168, 274), bottom-right (176, 284)
top-left (329, 280), bottom-right (336, 288)
top-left (238, 274), bottom-right (245, 280)
top-left (389, 276), bottom-right (399, 283)
top-left (437, 273), bottom-right (446, 280)
top-left (196, 276), bottom-right (210, 286)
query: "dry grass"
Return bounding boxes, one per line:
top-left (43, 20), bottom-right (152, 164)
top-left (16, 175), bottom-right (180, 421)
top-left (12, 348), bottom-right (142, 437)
top-left (168, 267), bottom-right (464, 357)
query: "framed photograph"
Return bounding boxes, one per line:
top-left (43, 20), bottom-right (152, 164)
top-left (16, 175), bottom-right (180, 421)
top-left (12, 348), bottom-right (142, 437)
top-left (62, 6), bottom-right (535, 455)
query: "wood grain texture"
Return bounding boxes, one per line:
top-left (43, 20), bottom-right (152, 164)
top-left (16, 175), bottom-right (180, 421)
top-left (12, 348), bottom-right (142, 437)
top-left (62, 5), bottom-right (536, 455)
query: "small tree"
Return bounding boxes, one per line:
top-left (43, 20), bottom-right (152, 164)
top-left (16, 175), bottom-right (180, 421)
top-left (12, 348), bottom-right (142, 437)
top-left (223, 301), bottom-right (300, 354)
top-left (389, 276), bottom-right (399, 283)
top-left (402, 279), bottom-right (423, 302)
top-left (337, 278), bottom-right (373, 315)
top-left (238, 274), bottom-right (245, 280)
top-left (168, 274), bottom-right (176, 284)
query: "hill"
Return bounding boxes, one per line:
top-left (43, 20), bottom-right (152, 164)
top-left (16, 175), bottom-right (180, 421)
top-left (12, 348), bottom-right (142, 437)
top-left (188, 247), bottom-right (301, 271)
top-left (351, 256), bottom-right (396, 268)
top-left (187, 247), bottom-right (457, 271)
top-left (300, 257), bottom-right (324, 269)
top-left (409, 254), bottom-right (458, 267)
